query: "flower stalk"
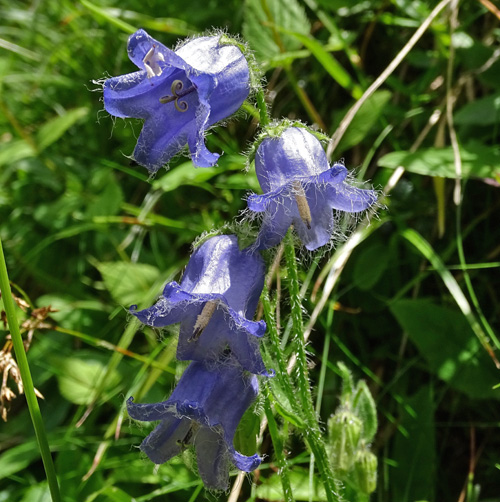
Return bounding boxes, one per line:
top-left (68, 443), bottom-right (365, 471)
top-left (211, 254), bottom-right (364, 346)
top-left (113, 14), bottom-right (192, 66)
top-left (284, 232), bottom-right (340, 502)
top-left (0, 237), bottom-right (61, 502)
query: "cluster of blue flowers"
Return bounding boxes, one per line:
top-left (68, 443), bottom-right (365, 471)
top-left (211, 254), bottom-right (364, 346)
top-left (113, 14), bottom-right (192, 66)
top-left (103, 29), bottom-right (377, 490)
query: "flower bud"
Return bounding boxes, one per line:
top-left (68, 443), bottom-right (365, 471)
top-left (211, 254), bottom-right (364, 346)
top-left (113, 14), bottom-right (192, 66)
top-left (327, 409), bottom-right (362, 472)
top-left (353, 448), bottom-right (378, 494)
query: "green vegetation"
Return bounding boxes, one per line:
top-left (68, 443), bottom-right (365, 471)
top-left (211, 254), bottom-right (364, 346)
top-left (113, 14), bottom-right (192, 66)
top-left (1, 0), bottom-right (499, 501)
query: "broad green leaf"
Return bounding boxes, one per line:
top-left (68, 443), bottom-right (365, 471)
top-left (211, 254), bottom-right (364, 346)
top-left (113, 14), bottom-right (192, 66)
top-left (153, 161), bottom-right (219, 192)
top-left (0, 440), bottom-right (42, 480)
top-left (454, 93), bottom-right (500, 126)
top-left (96, 262), bottom-right (160, 306)
top-left (234, 406), bottom-right (260, 456)
top-left (390, 299), bottom-right (500, 399)
top-left (20, 483), bottom-right (50, 502)
top-left (0, 139), bottom-right (35, 167)
top-left (255, 467), bottom-right (326, 501)
top-left (88, 486), bottom-right (133, 502)
top-left (86, 180), bottom-right (124, 218)
top-left (36, 107), bottom-right (89, 151)
top-left (243, 0), bottom-right (311, 63)
top-left (335, 90), bottom-right (392, 154)
top-left (392, 385), bottom-right (435, 502)
top-left (378, 143), bottom-right (500, 180)
top-left (353, 241), bottom-right (390, 291)
top-left (55, 353), bottom-right (122, 405)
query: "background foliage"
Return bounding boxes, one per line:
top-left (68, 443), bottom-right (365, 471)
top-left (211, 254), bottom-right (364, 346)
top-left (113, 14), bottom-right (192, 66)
top-left (1, 0), bottom-right (499, 501)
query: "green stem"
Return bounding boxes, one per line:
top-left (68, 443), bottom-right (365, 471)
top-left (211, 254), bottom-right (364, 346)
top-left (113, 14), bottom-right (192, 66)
top-left (263, 385), bottom-right (294, 502)
top-left (0, 237), bottom-right (61, 502)
top-left (261, 288), bottom-right (295, 398)
top-left (283, 233), bottom-right (341, 502)
top-left (255, 87), bottom-right (271, 127)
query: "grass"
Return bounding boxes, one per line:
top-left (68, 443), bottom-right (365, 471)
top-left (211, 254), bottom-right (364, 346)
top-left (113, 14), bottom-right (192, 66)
top-left (1, 0), bottom-right (499, 501)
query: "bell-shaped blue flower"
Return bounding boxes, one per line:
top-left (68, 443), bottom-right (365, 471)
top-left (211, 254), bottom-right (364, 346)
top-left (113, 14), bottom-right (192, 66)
top-left (127, 358), bottom-right (261, 490)
top-left (247, 127), bottom-right (378, 251)
top-left (131, 235), bottom-right (271, 376)
top-left (104, 29), bottom-right (250, 173)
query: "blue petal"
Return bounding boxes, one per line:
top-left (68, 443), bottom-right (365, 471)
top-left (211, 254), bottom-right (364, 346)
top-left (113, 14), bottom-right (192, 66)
top-left (176, 309), bottom-right (269, 375)
top-left (326, 183), bottom-right (378, 212)
top-left (141, 416), bottom-right (191, 464)
top-left (127, 396), bottom-right (175, 422)
top-left (104, 31), bottom-right (250, 172)
top-left (255, 127), bottom-right (330, 192)
top-left (194, 427), bottom-right (231, 490)
top-left (253, 197), bottom-right (294, 251)
top-left (293, 184), bottom-right (334, 251)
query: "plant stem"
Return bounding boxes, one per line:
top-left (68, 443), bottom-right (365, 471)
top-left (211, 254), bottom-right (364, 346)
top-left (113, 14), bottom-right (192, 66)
top-left (255, 87), bottom-right (270, 127)
top-left (0, 237), bottom-right (61, 502)
top-left (263, 385), bottom-right (294, 502)
top-left (283, 233), bottom-right (341, 502)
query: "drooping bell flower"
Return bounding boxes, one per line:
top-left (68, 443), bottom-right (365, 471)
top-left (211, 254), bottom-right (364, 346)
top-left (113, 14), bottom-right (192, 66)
top-left (247, 126), bottom-right (378, 251)
top-left (127, 358), bottom-right (261, 490)
top-left (131, 235), bottom-right (271, 376)
top-left (103, 29), bottom-right (250, 173)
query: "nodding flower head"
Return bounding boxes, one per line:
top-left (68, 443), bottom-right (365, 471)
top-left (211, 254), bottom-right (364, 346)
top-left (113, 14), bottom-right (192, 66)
top-left (104, 29), bottom-right (250, 173)
top-left (127, 358), bottom-right (261, 490)
top-left (131, 235), bottom-right (272, 376)
top-left (247, 126), bottom-right (378, 251)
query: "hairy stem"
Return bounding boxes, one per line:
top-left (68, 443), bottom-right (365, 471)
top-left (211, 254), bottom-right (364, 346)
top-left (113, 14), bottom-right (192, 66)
top-left (284, 232), bottom-right (341, 502)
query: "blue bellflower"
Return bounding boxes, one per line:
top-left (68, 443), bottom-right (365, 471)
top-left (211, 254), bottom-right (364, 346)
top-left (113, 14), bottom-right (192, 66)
top-left (127, 359), bottom-right (261, 490)
top-left (104, 30), bottom-right (250, 173)
top-left (247, 127), bottom-right (378, 250)
top-left (131, 235), bottom-right (270, 376)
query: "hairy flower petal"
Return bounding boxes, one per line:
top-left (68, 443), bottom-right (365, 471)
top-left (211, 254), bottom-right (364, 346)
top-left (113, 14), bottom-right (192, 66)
top-left (103, 29), bottom-right (250, 172)
top-left (127, 360), bottom-right (261, 490)
top-left (248, 127), bottom-right (378, 250)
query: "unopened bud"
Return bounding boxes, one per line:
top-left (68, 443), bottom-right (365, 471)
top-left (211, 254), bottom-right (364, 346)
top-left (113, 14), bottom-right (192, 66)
top-left (327, 409), bottom-right (362, 472)
top-left (353, 448), bottom-right (377, 494)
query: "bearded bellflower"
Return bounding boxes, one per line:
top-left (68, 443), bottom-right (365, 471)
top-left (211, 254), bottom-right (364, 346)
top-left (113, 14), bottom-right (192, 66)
top-left (103, 29), bottom-right (250, 173)
top-left (131, 235), bottom-right (271, 376)
top-left (127, 358), bottom-right (261, 490)
top-left (247, 126), bottom-right (378, 251)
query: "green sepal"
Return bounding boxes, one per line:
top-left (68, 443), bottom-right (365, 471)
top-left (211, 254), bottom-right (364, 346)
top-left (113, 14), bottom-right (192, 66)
top-left (353, 380), bottom-right (378, 442)
top-left (353, 447), bottom-right (378, 494)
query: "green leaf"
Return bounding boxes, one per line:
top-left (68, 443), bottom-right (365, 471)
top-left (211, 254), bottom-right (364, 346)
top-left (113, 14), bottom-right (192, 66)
top-left (0, 139), bottom-right (35, 167)
top-left (390, 299), bottom-right (500, 399)
top-left (80, 0), bottom-right (137, 33)
top-left (36, 107), bottom-right (89, 151)
top-left (353, 380), bottom-right (378, 442)
top-left (276, 28), bottom-right (363, 98)
top-left (335, 90), bottom-right (392, 154)
top-left (55, 352), bottom-right (122, 405)
top-left (454, 93), bottom-right (500, 126)
top-left (392, 385), bottom-right (435, 502)
top-left (96, 261), bottom-right (160, 305)
top-left (337, 361), bottom-right (354, 400)
top-left (0, 439), bottom-right (42, 480)
top-left (243, 0), bottom-right (311, 63)
top-left (86, 180), bottom-right (124, 218)
top-left (353, 242), bottom-right (390, 291)
top-left (268, 377), bottom-right (306, 428)
top-left (152, 161), bottom-right (219, 192)
top-left (255, 467), bottom-right (326, 501)
top-left (378, 143), bottom-right (500, 180)
top-left (234, 406), bottom-right (260, 456)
